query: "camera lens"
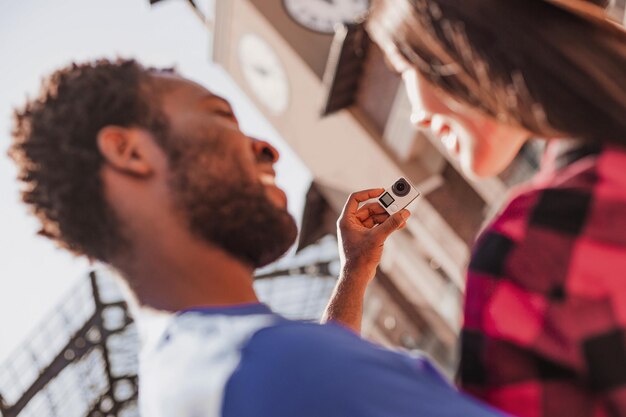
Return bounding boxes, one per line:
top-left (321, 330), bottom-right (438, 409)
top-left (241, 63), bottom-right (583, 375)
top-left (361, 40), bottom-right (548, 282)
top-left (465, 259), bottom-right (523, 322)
top-left (392, 178), bottom-right (411, 197)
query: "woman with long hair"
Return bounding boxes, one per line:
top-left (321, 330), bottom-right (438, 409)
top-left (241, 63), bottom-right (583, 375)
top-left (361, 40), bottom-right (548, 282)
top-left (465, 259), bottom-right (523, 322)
top-left (326, 0), bottom-right (626, 416)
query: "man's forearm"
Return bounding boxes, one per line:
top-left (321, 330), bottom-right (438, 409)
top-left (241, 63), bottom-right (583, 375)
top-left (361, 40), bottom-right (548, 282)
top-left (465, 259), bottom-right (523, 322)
top-left (321, 264), bottom-right (373, 333)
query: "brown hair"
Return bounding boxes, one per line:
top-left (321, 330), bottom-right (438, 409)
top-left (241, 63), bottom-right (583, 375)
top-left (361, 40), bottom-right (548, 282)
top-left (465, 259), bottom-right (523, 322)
top-left (367, 0), bottom-right (626, 143)
top-left (9, 59), bottom-right (171, 262)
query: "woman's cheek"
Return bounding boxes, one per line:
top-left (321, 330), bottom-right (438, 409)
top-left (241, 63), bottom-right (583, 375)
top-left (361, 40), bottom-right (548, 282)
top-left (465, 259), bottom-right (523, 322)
top-left (460, 138), bottom-right (479, 177)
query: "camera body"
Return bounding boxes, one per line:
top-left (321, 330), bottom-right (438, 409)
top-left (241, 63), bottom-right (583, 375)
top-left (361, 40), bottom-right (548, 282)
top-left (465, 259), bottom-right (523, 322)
top-left (378, 177), bottom-right (421, 215)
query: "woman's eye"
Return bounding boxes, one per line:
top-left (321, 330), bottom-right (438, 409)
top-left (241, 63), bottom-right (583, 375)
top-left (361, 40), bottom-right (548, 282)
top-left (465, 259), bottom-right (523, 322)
top-left (216, 110), bottom-right (234, 118)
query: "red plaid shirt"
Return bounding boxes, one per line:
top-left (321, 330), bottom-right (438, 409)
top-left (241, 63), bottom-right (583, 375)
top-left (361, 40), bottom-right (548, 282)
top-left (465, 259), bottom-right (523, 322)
top-left (460, 142), bottom-right (626, 417)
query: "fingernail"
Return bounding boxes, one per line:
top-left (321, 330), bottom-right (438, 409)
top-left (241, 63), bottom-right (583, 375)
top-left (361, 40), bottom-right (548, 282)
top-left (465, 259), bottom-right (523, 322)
top-left (401, 210), bottom-right (411, 219)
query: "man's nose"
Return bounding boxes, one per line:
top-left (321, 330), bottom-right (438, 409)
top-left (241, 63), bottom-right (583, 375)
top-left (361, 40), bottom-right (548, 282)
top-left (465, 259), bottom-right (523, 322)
top-left (251, 138), bottom-right (280, 164)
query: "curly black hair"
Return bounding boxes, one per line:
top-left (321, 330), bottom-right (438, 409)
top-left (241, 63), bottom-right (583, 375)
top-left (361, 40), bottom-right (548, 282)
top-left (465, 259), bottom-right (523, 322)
top-left (9, 58), bottom-right (171, 262)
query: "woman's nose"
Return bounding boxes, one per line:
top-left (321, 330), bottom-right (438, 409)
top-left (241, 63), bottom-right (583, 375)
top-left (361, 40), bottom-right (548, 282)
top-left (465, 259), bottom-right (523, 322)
top-left (251, 138), bottom-right (280, 163)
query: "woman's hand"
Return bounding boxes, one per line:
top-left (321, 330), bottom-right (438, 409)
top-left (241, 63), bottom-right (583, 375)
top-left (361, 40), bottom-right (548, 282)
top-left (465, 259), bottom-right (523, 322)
top-left (337, 188), bottom-right (410, 284)
top-left (323, 188), bottom-right (410, 333)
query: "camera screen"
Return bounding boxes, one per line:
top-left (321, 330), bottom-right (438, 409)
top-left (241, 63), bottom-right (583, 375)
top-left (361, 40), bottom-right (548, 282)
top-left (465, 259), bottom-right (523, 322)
top-left (379, 192), bottom-right (395, 208)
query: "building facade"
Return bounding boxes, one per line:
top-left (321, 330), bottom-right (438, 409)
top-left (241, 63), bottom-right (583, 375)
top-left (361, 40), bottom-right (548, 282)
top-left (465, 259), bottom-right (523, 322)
top-left (210, 0), bottom-right (546, 371)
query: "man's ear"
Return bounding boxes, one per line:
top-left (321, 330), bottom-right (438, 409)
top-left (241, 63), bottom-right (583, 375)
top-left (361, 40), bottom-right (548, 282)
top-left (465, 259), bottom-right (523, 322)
top-left (97, 126), bottom-right (156, 177)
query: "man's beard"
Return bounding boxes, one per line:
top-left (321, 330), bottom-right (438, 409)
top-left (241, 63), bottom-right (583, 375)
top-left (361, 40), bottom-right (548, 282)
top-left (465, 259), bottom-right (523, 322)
top-left (167, 141), bottom-right (298, 269)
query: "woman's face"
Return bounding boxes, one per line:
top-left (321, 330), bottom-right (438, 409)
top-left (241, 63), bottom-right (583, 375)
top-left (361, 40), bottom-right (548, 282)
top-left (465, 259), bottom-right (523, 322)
top-left (402, 68), bottom-right (529, 178)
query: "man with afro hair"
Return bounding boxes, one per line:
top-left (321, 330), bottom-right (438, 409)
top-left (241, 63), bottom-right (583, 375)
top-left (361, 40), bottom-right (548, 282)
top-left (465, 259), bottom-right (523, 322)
top-left (10, 59), bottom-right (502, 417)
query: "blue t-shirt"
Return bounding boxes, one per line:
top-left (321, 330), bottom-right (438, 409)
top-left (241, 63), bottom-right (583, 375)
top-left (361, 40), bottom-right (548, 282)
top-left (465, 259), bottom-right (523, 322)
top-left (138, 303), bottom-right (505, 417)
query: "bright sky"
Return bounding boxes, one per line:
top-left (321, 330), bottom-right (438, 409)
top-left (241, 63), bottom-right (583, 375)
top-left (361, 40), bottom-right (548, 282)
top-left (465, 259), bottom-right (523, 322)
top-left (0, 0), bottom-right (311, 362)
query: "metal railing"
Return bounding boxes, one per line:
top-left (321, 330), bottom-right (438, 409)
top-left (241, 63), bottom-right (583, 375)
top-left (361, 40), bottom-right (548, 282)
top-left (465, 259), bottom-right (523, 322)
top-left (0, 238), bottom-right (341, 417)
top-left (0, 272), bottom-right (139, 417)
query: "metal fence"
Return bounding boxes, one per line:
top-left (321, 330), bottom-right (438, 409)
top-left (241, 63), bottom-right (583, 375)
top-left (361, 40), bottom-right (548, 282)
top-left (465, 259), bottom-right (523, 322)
top-left (0, 272), bottom-right (139, 417)
top-left (0, 237), bottom-right (340, 417)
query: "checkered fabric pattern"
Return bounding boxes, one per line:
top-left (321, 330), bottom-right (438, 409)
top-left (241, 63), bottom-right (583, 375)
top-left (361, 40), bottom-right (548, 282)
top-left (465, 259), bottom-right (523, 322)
top-left (460, 142), bottom-right (626, 417)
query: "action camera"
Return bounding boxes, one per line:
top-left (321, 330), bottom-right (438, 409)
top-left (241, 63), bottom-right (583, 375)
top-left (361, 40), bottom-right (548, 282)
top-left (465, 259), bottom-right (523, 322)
top-left (378, 177), bottom-right (421, 215)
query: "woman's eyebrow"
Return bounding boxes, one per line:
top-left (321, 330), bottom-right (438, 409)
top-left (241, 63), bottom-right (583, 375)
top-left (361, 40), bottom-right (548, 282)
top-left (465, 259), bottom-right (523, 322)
top-left (199, 94), bottom-right (234, 112)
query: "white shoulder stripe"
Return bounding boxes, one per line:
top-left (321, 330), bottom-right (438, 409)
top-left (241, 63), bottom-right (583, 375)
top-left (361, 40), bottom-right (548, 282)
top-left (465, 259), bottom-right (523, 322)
top-left (139, 313), bottom-right (277, 417)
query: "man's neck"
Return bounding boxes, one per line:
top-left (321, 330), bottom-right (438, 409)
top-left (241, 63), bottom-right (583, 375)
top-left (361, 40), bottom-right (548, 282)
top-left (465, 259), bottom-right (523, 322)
top-left (115, 229), bottom-right (259, 312)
